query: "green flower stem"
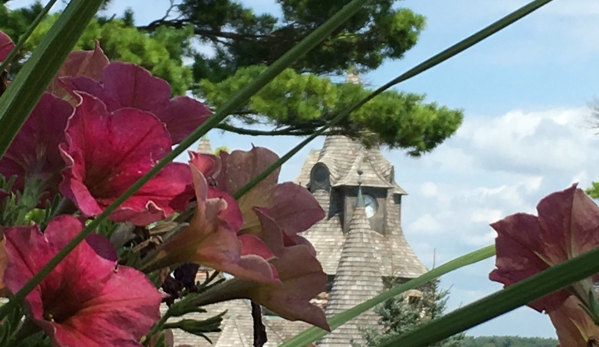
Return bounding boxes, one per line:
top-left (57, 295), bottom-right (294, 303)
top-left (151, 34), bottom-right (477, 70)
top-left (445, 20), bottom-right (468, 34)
top-left (378, 245), bottom-right (599, 347)
top-left (279, 245), bottom-right (496, 347)
top-left (0, 0), bottom-right (58, 73)
top-left (234, 0), bottom-right (553, 200)
top-left (0, 0), bottom-right (104, 158)
top-left (0, 0), bottom-right (371, 321)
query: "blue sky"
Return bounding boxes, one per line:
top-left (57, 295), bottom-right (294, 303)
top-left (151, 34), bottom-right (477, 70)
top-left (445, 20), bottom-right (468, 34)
top-left (9, 0), bottom-right (599, 339)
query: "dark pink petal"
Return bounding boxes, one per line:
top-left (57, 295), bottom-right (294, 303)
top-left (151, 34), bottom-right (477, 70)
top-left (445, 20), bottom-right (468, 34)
top-left (50, 40), bottom-right (109, 97)
top-left (223, 147), bottom-right (281, 234)
top-left (0, 31), bottom-right (14, 62)
top-left (536, 184), bottom-right (599, 264)
top-left (188, 151), bottom-right (242, 231)
top-left (0, 237), bottom-right (9, 297)
top-left (142, 165), bottom-right (277, 284)
top-left (62, 62), bottom-right (212, 144)
top-left (239, 234), bottom-right (275, 260)
top-left (86, 233), bottom-right (118, 262)
top-left (0, 93), bottom-right (74, 201)
top-left (489, 213), bottom-right (569, 312)
top-left (59, 93), bottom-right (193, 225)
top-left (489, 184), bottom-right (599, 313)
top-left (188, 151), bottom-right (221, 178)
top-left (3, 216), bottom-right (162, 347)
top-left (268, 182), bottom-right (325, 235)
top-left (204, 208), bottom-right (329, 330)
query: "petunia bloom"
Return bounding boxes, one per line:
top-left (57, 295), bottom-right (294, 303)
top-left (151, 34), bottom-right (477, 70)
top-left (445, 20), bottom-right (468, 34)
top-left (0, 93), bottom-right (74, 202)
top-left (194, 207), bottom-right (329, 330)
top-left (191, 147), bottom-right (325, 249)
top-left (489, 184), bottom-right (599, 313)
top-left (0, 30), bottom-right (14, 62)
top-left (61, 62), bottom-right (212, 144)
top-left (140, 155), bottom-right (278, 284)
top-left (59, 93), bottom-right (194, 225)
top-left (549, 296), bottom-right (599, 347)
top-left (3, 215), bottom-right (163, 347)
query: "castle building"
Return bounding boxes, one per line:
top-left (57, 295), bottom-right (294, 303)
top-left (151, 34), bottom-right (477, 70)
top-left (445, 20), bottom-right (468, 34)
top-left (169, 74), bottom-right (427, 346)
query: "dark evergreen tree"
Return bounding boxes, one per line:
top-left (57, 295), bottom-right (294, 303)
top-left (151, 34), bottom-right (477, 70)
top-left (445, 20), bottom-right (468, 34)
top-left (358, 279), bottom-right (464, 347)
top-left (1, 0), bottom-right (464, 154)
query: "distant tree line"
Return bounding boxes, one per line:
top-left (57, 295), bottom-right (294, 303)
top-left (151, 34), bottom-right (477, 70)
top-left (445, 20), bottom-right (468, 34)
top-left (462, 336), bottom-right (558, 347)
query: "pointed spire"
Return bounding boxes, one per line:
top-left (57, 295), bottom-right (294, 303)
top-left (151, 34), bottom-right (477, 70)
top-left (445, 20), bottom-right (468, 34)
top-left (345, 66), bottom-right (361, 85)
top-left (319, 187), bottom-right (384, 347)
top-left (197, 135), bottom-right (213, 154)
top-left (355, 169), bottom-right (365, 208)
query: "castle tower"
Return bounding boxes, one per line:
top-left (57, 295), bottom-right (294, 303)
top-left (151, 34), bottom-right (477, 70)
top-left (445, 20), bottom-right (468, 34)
top-left (318, 172), bottom-right (384, 347)
top-left (170, 72), bottom-right (427, 347)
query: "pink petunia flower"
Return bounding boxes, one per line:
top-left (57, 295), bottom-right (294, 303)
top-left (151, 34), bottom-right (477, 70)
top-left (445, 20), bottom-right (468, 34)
top-left (3, 215), bottom-right (163, 347)
top-left (59, 93), bottom-right (194, 225)
top-left (61, 62), bottom-right (212, 144)
top-left (194, 207), bottom-right (329, 330)
top-left (489, 183), bottom-right (599, 313)
top-left (191, 147), bottom-right (325, 251)
top-left (140, 153), bottom-right (278, 284)
top-left (0, 93), bottom-right (74, 202)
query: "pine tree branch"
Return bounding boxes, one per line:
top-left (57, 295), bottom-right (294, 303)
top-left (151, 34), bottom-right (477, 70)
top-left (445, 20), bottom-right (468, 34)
top-left (215, 123), bottom-right (315, 136)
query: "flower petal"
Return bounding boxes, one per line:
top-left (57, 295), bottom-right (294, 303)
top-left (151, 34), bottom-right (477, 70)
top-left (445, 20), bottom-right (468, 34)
top-left (3, 215), bottom-right (162, 347)
top-left (51, 40), bottom-right (109, 97)
top-left (0, 93), bottom-right (74, 201)
top-left (62, 62), bottom-right (211, 143)
top-left (267, 182), bottom-right (325, 235)
top-left (246, 208), bottom-right (328, 329)
top-left (549, 296), bottom-right (599, 347)
top-left (489, 184), bottom-right (599, 313)
top-left (143, 165), bottom-right (276, 283)
top-left (223, 147), bottom-right (281, 234)
top-left (536, 184), bottom-right (599, 264)
top-left (0, 237), bottom-right (10, 297)
top-left (0, 31), bottom-right (14, 62)
top-left (59, 93), bottom-right (193, 225)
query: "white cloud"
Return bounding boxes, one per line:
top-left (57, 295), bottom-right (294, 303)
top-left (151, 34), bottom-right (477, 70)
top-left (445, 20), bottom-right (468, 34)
top-left (392, 105), bottom-right (599, 338)
top-left (420, 182), bottom-right (439, 196)
top-left (409, 213), bottom-right (443, 234)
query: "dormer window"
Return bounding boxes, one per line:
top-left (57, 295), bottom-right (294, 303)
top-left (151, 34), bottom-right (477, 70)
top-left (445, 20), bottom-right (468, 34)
top-left (310, 163), bottom-right (330, 191)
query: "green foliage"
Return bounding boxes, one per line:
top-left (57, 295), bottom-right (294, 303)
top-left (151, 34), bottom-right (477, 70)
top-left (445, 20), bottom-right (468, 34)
top-left (162, 0), bottom-right (425, 81)
top-left (214, 145), bottom-right (231, 155)
top-left (586, 182), bottom-right (599, 199)
top-left (358, 280), bottom-right (465, 347)
top-left (201, 66), bottom-right (463, 155)
top-left (0, 4), bottom-right (194, 95)
top-left (1, 0), bottom-right (462, 152)
top-left (461, 336), bottom-right (558, 347)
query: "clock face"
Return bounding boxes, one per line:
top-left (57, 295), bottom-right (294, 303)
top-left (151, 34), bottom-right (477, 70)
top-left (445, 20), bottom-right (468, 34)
top-left (364, 194), bottom-right (377, 218)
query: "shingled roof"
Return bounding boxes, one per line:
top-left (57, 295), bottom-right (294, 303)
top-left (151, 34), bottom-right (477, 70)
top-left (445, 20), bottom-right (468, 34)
top-left (318, 205), bottom-right (383, 347)
top-left (197, 137), bottom-right (213, 154)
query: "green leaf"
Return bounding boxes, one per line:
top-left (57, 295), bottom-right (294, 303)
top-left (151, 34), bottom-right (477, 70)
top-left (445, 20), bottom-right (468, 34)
top-left (0, 0), bottom-right (104, 157)
top-left (279, 245), bottom-right (495, 347)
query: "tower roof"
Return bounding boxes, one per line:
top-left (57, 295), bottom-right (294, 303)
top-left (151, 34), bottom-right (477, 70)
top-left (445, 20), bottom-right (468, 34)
top-left (197, 137), bottom-right (213, 154)
top-left (318, 206), bottom-right (384, 347)
top-left (294, 135), bottom-right (407, 194)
